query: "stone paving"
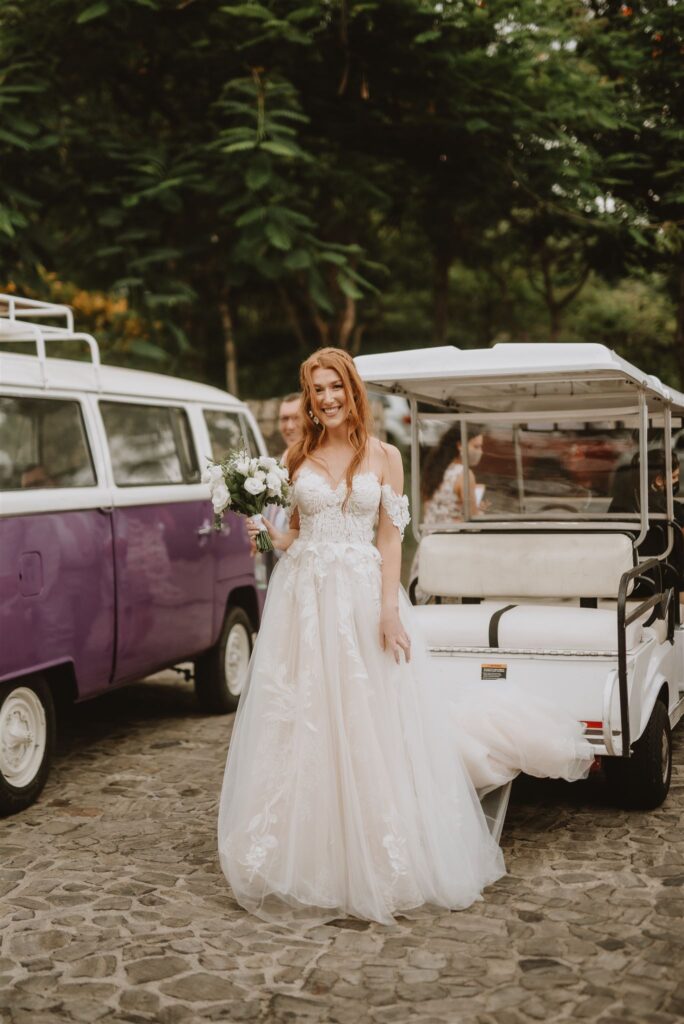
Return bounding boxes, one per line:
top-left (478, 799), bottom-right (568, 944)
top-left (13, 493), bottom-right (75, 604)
top-left (1, 671), bottom-right (683, 1024)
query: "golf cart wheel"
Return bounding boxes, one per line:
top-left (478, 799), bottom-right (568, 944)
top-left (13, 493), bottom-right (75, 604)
top-left (194, 607), bottom-right (253, 714)
top-left (603, 700), bottom-right (672, 810)
top-left (0, 675), bottom-right (56, 817)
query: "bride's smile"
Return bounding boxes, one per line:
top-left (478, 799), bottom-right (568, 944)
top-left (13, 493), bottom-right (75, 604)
top-left (311, 367), bottom-right (348, 430)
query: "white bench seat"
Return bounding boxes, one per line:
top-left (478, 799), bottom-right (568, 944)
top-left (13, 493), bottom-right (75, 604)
top-left (413, 531), bottom-right (670, 653)
top-left (412, 602), bottom-right (648, 654)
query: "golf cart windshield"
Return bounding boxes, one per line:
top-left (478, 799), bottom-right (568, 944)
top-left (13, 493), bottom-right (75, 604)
top-left (356, 344), bottom-right (684, 542)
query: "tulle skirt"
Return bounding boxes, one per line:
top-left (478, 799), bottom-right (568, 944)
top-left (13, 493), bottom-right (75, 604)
top-left (217, 540), bottom-right (592, 925)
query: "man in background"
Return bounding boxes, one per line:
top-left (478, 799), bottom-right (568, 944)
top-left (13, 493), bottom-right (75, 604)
top-left (256, 393), bottom-right (303, 559)
top-left (277, 392), bottom-right (302, 455)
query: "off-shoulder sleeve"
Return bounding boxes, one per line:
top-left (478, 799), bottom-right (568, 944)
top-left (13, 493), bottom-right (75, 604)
top-left (380, 484), bottom-right (411, 540)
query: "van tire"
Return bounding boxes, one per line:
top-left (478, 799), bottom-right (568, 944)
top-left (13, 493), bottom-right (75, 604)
top-left (603, 700), bottom-right (672, 810)
top-left (0, 676), bottom-right (55, 817)
top-left (194, 607), bottom-right (253, 714)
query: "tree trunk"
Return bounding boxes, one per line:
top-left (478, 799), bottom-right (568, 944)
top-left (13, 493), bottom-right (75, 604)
top-left (433, 250), bottom-right (451, 344)
top-left (277, 285), bottom-right (308, 352)
top-left (338, 294), bottom-right (356, 349)
top-left (219, 299), bottom-right (238, 396)
top-left (549, 304), bottom-right (561, 343)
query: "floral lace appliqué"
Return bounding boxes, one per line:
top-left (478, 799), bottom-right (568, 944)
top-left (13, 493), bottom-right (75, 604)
top-left (380, 486), bottom-right (410, 540)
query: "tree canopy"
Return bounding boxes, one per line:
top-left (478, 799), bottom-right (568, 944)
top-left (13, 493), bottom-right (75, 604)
top-left (1, 0), bottom-right (682, 395)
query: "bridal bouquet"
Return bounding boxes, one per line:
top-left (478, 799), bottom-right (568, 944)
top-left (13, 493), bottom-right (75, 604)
top-left (202, 449), bottom-right (291, 552)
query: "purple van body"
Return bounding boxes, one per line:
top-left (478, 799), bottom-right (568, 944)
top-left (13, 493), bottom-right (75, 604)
top-left (0, 501), bottom-right (260, 698)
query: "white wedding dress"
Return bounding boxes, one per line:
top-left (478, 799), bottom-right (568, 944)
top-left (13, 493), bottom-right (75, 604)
top-left (217, 470), bottom-right (593, 925)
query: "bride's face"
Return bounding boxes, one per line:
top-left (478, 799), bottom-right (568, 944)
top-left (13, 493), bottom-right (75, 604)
top-left (311, 367), bottom-right (349, 429)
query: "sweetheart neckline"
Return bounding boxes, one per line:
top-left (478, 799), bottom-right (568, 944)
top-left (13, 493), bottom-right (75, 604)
top-left (296, 468), bottom-right (383, 493)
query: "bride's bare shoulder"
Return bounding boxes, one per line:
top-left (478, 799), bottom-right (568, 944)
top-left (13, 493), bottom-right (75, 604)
top-left (368, 437), bottom-right (402, 479)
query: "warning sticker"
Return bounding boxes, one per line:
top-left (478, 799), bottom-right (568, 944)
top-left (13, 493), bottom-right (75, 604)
top-left (481, 663), bottom-right (507, 680)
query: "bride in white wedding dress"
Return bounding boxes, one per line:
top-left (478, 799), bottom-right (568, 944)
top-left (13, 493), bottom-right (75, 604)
top-left (217, 347), bottom-right (593, 925)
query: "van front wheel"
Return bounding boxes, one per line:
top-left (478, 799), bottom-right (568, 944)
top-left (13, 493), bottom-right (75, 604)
top-left (0, 676), bottom-right (55, 817)
top-left (194, 607), bottom-right (253, 714)
top-left (603, 700), bottom-right (672, 810)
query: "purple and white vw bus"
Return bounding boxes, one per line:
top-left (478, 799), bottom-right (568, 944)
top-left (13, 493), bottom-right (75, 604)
top-left (0, 295), bottom-right (268, 815)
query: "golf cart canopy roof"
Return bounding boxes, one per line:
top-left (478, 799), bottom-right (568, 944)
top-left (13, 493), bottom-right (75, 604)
top-left (355, 344), bottom-right (684, 418)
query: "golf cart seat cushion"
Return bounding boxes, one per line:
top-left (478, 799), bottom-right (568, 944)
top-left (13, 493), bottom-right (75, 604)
top-left (418, 532), bottom-right (634, 600)
top-left (412, 602), bottom-right (644, 653)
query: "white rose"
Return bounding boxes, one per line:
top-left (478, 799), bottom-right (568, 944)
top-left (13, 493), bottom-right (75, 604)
top-left (210, 464), bottom-right (224, 481)
top-left (234, 456), bottom-right (251, 475)
top-left (259, 456), bottom-right (278, 471)
top-left (201, 465), bottom-right (212, 485)
top-left (253, 469), bottom-right (266, 482)
top-left (249, 458), bottom-right (259, 473)
top-left (211, 482), bottom-right (230, 513)
top-left (244, 476), bottom-right (266, 495)
top-left (265, 471), bottom-right (282, 496)
top-left (276, 465), bottom-right (290, 482)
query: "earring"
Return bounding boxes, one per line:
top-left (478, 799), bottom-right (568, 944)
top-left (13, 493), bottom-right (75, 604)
top-left (308, 409), bottom-right (320, 426)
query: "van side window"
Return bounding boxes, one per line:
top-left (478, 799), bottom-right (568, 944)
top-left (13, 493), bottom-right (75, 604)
top-left (240, 416), bottom-right (263, 458)
top-left (204, 410), bottom-right (243, 462)
top-left (100, 402), bottom-right (200, 486)
top-left (0, 396), bottom-right (96, 491)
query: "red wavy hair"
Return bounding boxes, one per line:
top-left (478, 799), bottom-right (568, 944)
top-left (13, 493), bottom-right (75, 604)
top-left (287, 347), bottom-right (374, 498)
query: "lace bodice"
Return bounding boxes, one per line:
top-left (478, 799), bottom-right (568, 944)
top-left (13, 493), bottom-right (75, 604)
top-left (291, 469), bottom-right (409, 547)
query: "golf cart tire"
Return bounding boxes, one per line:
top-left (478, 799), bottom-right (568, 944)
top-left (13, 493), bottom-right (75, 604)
top-left (603, 699), bottom-right (672, 810)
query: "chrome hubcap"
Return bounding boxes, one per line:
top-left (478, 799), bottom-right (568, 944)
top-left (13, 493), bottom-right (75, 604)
top-left (0, 688), bottom-right (47, 788)
top-left (224, 624), bottom-right (251, 696)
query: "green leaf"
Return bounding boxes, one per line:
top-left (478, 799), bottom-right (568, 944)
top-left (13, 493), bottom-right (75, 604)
top-left (465, 118), bottom-right (491, 134)
top-left (309, 274), bottom-right (334, 314)
top-left (220, 3), bottom-right (272, 18)
top-left (0, 208), bottom-right (16, 237)
top-left (235, 206), bottom-right (268, 227)
top-left (129, 338), bottom-right (168, 362)
top-left (221, 140), bottom-right (257, 154)
top-left (260, 140), bottom-right (308, 160)
top-left (168, 322), bottom-right (192, 352)
top-left (338, 275), bottom-right (363, 300)
top-left (0, 127), bottom-right (31, 149)
top-left (265, 221), bottom-right (292, 250)
top-left (76, 2), bottom-right (109, 24)
top-left (245, 154), bottom-right (271, 190)
top-left (318, 251), bottom-right (347, 266)
top-left (414, 30), bottom-right (441, 44)
top-left (284, 249), bottom-right (311, 271)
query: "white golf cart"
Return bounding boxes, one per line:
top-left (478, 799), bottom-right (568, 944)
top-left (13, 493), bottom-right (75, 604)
top-left (357, 344), bottom-right (684, 823)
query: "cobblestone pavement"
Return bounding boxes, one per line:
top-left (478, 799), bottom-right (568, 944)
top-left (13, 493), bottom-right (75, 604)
top-left (1, 672), bottom-right (683, 1024)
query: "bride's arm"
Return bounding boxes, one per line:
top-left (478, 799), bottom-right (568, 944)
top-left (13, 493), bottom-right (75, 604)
top-left (376, 444), bottom-right (411, 663)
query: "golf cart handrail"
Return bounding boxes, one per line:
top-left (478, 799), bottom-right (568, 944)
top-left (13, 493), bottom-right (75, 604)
top-left (616, 558), bottom-right (673, 757)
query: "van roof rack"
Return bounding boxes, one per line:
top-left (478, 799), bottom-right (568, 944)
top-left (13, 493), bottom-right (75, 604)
top-left (0, 292), bottom-right (101, 388)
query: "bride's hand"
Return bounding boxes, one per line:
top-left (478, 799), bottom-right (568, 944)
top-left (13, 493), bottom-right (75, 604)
top-left (380, 606), bottom-right (411, 664)
top-left (245, 515), bottom-right (286, 551)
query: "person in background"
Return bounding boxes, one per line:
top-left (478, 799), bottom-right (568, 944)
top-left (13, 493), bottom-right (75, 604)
top-left (277, 392), bottom-right (302, 455)
top-left (609, 448), bottom-right (684, 597)
top-left (258, 393), bottom-right (303, 559)
top-left (421, 424), bottom-right (484, 523)
top-left (409, 425), bottom-right (485, 603)
top-left (20, 463), bottom-right (55, 489)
